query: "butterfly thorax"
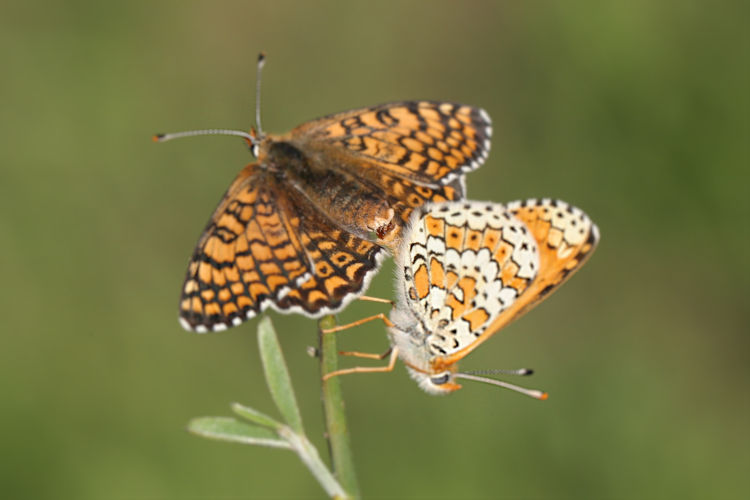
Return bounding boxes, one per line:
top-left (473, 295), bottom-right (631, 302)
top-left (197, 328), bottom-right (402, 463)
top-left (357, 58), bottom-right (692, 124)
top-left (388, 305), bottom-right (431, 370)
top-left (259, 137), bottom-right (396, 243)
top-left (389, 301), bottom-right (461, 394)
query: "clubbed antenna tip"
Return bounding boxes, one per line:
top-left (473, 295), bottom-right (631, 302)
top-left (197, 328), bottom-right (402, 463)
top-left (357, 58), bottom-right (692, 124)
top-left (454, 372), bottom-right (548, 400)
top-left (151, 129), bottom-right (256, 144)
top-left (255, 51), bottom-right (266, 136)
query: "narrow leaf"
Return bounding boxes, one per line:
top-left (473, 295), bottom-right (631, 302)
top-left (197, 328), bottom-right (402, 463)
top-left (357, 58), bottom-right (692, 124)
top-left (257, 316), bottom-right (304, 433)
top-left (278, 426), bottom-right (348, 499)
top-left (188, 417), bottom-right (291, 449)
top-left (231, 402), bottom-right (282, 429)
top-left (319, 315), bottom-right (360, 498)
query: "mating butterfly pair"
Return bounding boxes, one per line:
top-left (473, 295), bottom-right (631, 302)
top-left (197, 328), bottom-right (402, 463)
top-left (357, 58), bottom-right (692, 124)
top-left (158, 56), bottom-right (598, 395)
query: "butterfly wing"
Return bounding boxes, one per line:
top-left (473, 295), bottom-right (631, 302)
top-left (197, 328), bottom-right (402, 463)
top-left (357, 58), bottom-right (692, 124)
top-left (397, 201), bottom-right (539, 359)
top-left (397, 199), bottom-right (598, 367)
top-left (289, 101), bottom-right (492, 188)
top-left (179, 165), bottom-right (311, 331)
top-left (368, 171), bottom-right (463, 250)
top-left (500, 197), bottom-right (599, 320)
top-left (271, 194), bottom-right (385, 317)
top-left (179, 164), bottom-right (384, 332)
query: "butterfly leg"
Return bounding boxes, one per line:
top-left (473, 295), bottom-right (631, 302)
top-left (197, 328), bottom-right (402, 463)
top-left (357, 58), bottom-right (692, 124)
top-left (322, 347), bottom-right (399, 381)
top-left (320, 313), bottom-right (393, 334)
top-left (357, 295), bottom-right (394, 306)
top-left (338, 347), bottom-right (392, 360)
top-left (320, 296), bottom-right (394, 334)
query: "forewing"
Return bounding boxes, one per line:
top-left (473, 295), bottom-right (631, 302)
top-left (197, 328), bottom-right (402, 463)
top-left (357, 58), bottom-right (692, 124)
top-left (179, 165), bottom-right (313, 332)
top-left (397, 201), bottom-right (539, 359)
top-left (503, 198), bottom-right (599, 317)
top-left (440, 198), bottom-right (599, 365)
top-left (179, 165), bottom-right (387, 331)
top-left (290, 101), bottom-right (492, 187)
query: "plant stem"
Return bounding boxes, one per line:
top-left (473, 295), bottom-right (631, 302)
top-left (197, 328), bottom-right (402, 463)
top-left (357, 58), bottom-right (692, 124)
top-left (319, 315), bottom-right (361, 499)
top-left (277, 425), bottom-right (347, 499)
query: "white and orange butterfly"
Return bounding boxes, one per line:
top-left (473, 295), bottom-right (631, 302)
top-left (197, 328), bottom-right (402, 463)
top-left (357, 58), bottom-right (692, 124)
top-left (324, 198), bottom-right (599, 397)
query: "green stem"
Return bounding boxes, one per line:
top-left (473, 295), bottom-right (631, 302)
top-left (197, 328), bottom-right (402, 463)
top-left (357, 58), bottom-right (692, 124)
top-left (277, 426), bottom-right (347, 499)
top-left (319, 315), bottom-right (361, 499)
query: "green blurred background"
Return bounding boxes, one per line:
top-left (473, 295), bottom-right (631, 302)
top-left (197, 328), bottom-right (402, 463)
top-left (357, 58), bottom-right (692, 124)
top-left (2, 0), bottom-right (747, 498)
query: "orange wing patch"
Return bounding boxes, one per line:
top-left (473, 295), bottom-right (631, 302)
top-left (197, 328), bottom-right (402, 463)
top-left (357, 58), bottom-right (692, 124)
top-left (291, 101), bottom-right (491, 187)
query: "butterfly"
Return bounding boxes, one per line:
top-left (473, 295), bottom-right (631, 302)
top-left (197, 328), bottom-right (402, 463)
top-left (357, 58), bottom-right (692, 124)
top-left (324, 198), bottom-right (599, 396)
top-left (156, 55), bottom-right (493, 332)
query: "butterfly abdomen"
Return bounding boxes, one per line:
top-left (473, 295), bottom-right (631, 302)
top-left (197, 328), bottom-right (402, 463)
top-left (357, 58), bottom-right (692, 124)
top-left (266, 140), bottom-right (397, 242)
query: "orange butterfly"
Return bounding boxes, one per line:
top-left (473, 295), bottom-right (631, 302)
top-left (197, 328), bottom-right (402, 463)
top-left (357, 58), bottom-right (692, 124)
top-left (156, 55), bottom-right (492, 332)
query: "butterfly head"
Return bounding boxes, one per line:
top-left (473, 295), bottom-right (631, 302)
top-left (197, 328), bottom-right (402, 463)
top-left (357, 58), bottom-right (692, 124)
top-left (405, 365), bottom-right (463, 395)
top-left (246, 127), bottom-right (265, 157)
top-left (389, 285), bottom-right (547, 399)
top-left (387, 305), bottom-right (463, 394)
top-left (395, 338), bottom-right (547, 399)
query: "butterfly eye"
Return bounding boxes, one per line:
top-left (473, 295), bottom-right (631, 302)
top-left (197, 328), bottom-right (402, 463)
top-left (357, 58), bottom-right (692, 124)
top-left (430, 373), bottom-right (451, 385)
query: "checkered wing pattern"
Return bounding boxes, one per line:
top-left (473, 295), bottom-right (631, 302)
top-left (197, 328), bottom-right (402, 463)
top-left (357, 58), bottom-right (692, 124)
top-left (179, 165), bottom-right (384, 332)
top-left (399, 201), bottom-right (538, 357)
top-left (397, 199), bottom-right (599, 362)
top-left (290, 101), bottom-right (492, 187)
top-left (498, 197), bottom-right (600, 326)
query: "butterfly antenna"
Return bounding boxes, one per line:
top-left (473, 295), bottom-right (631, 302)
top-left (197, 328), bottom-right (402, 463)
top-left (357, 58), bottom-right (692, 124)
top-left (463, 368), bottom-right (534, 376)
top-left (153, 53), bottom-right (269, 155)
top-left (152, 129), bottom-right (256, 143)
top-left (255, 52), bottom-right (266, 137)
top-left (454, 372), bottom-right (548, 400)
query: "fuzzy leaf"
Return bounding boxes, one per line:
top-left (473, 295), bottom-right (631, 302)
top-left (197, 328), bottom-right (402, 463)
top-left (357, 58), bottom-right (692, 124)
top-left (231, 402), bottom-right (282, 429)
top-left (188, 417), bottom-right (290, 449)
top-left (257, 316), bottom-right (304, 433)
